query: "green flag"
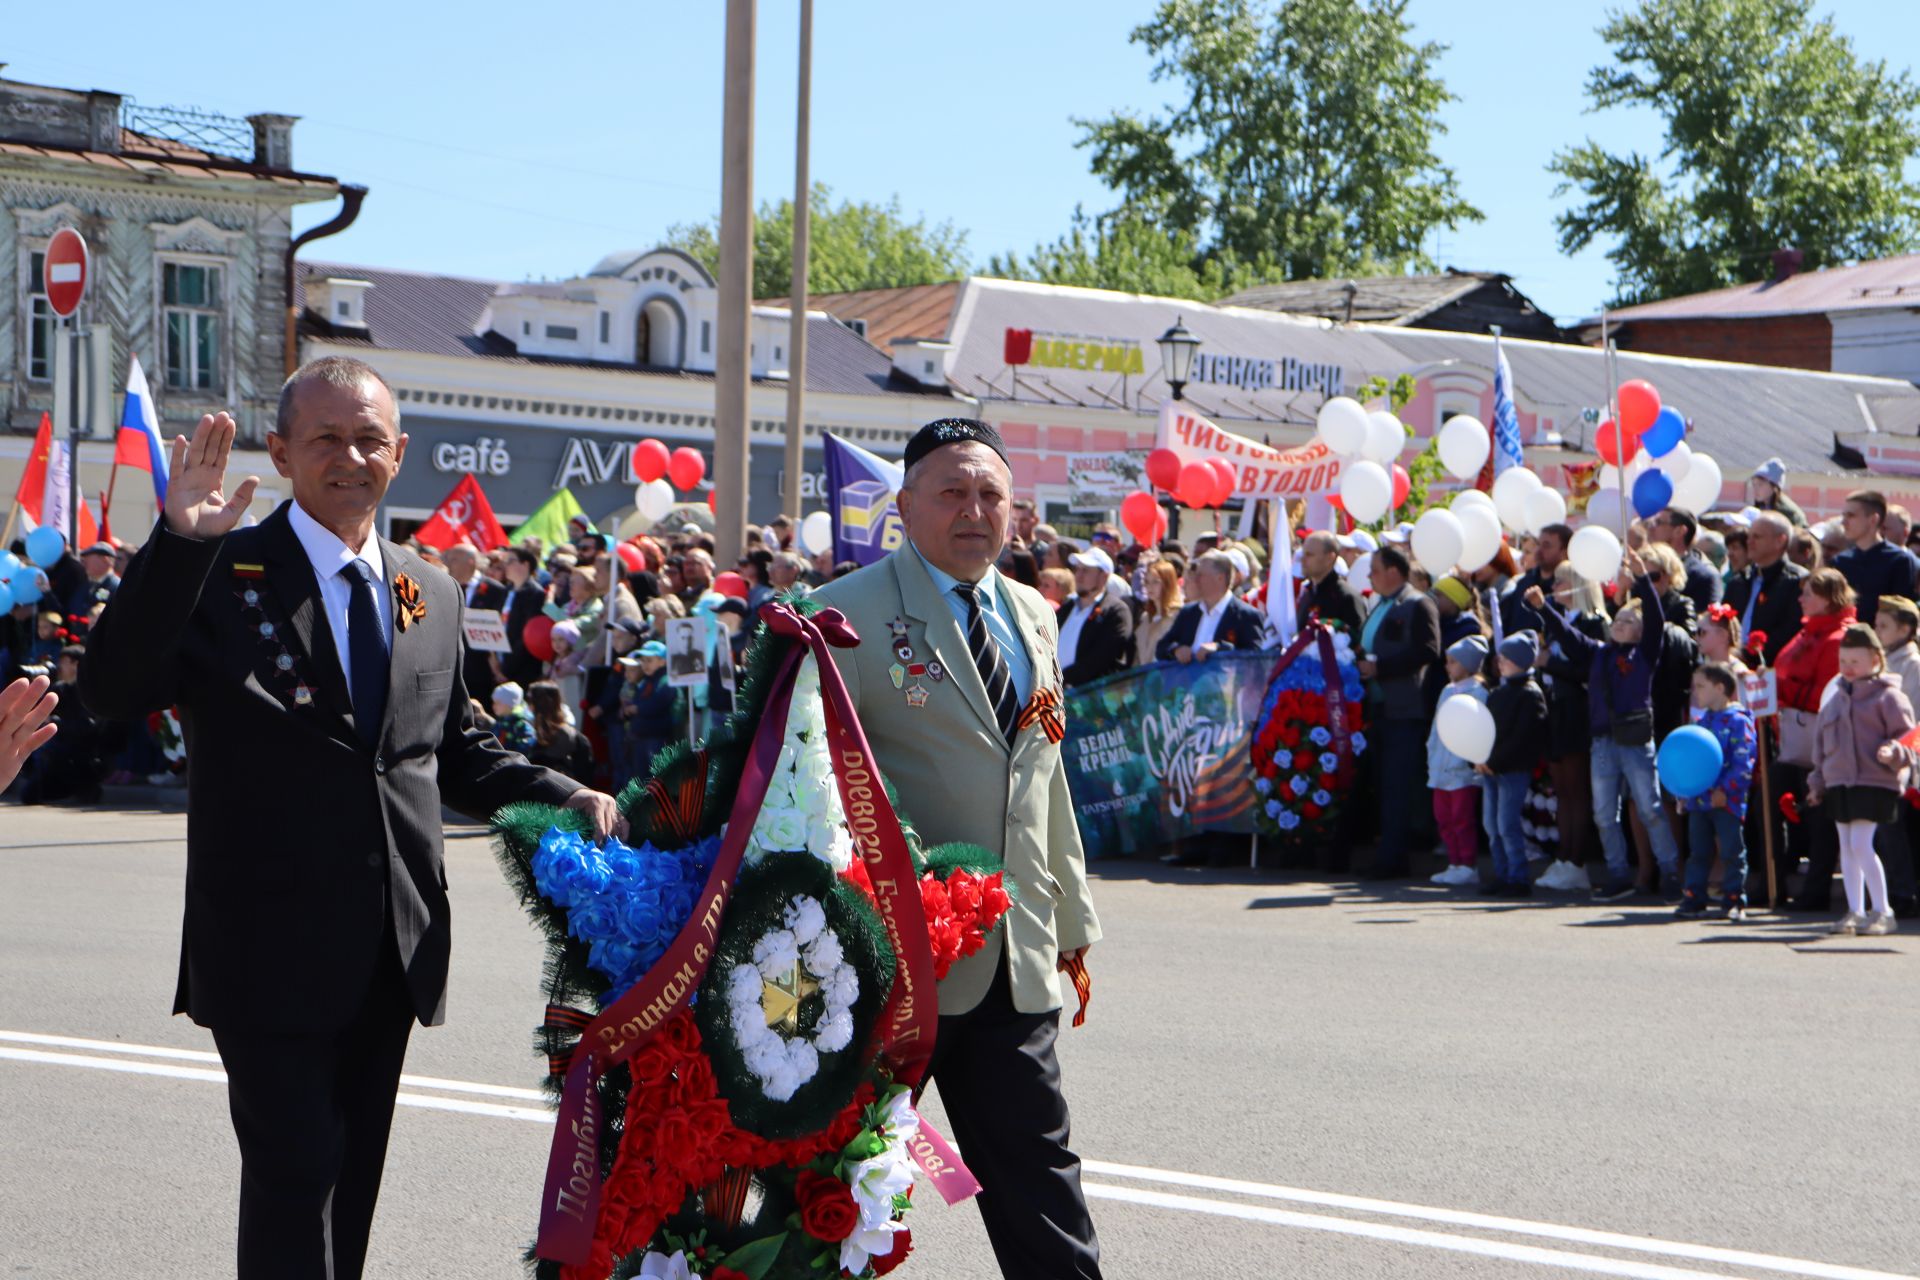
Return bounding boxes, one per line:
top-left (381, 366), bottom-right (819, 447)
top-left (508, 488), bottom-right (588, 547)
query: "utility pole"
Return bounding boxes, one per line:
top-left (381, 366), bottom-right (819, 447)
top-left (782, 0), bottom-right (813, 524)
top-left (713, 0), bottom-right (757, 564)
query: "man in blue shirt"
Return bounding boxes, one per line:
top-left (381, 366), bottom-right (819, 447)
top-left (1834, 489), bottom-right (1920, 625)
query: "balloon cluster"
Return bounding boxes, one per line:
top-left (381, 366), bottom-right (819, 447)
top-left (630, 438), bottom-right (708, 525)
top-left (1114, 449), bottom-right (1188, 547)
top-left (1586, 380), bottom-right (1723, 527)
top-left (1, 529), bottom-right (63, 610)
top-left (1317, 397), bottom-right (1412, 526)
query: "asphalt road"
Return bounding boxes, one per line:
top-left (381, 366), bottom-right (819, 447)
top-left (3, 802), bottom-right (1918, 1279)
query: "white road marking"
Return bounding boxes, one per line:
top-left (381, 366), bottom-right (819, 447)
top-left (4, 1034), bottom-right (1911, 1280)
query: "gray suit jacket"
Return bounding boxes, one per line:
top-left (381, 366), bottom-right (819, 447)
top-left (814, 547), bottom-right (1101, 1016)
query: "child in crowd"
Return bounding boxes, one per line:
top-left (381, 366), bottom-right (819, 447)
top-left (1874, 595), bottom-right (1920, 703)
top-left (1698, 605), bottom-right (1750, 677)
top-left (1528, 550), bottom-right (1684, 901)
top-left (548, 620), bottom-right (585, 714)
top-left (1873, 595), bottom-right (1920, 916)
top-left (1808, 624), bottom-right (1916, 935)
top-left (1428, 634), bottom-right (1490, 887)
top-left (1677, 664), bottom-right (1758, 920)
top-left (602, 641), bottom-right (678, 792)
top-left (1479, 631), bottom-right (1549, 897)
top-left (489, 681), bottom-right (536, 754)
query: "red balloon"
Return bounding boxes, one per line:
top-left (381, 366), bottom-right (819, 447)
top-left (522, 615), bottom-right (557, 663)
top-left (614, 543), bottom-right (644, 575)
top-left (1178, 462), bottom-right (1216, 509)
top-left (668, 447), bottom-right (706, 491)
top-left (1391, 464), bottom-right (1410, 509)
top-left (1617, 380), bottom-right (1661, 436)
top-left (1121, 491), bottom-right (1161, 544)
top-left (632, 438), bottom-right (670, 483)
top-left (1207, 458), bottom-right (1238, 507)
top-left (1327, 493), bottom-right (1346, 512)
top-left (1596, 418), bottom-right (1639, 466)
top-left (1152, 509), bottom-right (1169, 544)
top-left (713, 571), bottom-right (749, 598)
top-left (706, 488), bottom-right (717, 513)
top-left (1145, 448), bottom-right (1183, 492)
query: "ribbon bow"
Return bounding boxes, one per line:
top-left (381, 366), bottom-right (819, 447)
top-left (760, 599), bottom-right (860, 649)
top-left (1706, 603), bottom-right (1736, 625)
top-left (1018, 686), bottom-right (1066, 743)
top-left (393, 573), bottom-right (427, 632)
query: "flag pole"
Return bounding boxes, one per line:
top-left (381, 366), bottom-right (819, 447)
top-left (102, 451), bottom-right (122, 542)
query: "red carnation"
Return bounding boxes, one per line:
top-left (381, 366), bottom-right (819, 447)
top-left (980, 873), bottom-right (1011, 921)
top-left (1293, 750), bottom-right (1316, 771)
top-left (1781, 792), bottom-right (1801, 825)
top-left (948, 871), bottom-right (984, 921)
top-left (797, 1170), bottom-right (860, 1243)
top-left (1302, 802), bottom-right (1323, 819)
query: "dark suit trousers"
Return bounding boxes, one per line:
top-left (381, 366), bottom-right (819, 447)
top-left (1366, 718), bottom-right (1428, 875)
top-left (211, 924), bottom-right (415, 1280)
top-left (930, 959), bottom-right (1103, 1279)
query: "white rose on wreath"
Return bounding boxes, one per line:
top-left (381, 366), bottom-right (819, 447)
top-left (726, 895), bottom-right (860, 1101)
top-left (753, 805), bottom-right (809, 853)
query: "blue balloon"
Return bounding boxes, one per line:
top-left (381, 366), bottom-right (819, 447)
top-left (1658, 725), bottom-right (1725, 799)
top-left (1631, 469), bottom-right (1674, 518)
top-left (24, 525), bottom-right (64, 568)
top-left (0, 551), bottom-right (19, 578)
top-left (1641, 406), bottom-right (1687, 459)
top-left (9, 574), bottom-right (43, 609)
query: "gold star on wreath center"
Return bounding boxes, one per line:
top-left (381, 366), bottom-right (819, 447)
top-left (761, 961), bottom-right (822, 1033)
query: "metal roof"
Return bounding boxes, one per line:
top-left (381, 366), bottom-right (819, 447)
top-left (295, 261), bottom-right (955, 400)
top-left (1222, 271), bottom-right (1504, 325)
top-left (1605, 253), bottom-right (1920, 322)
top-left (0, 127), bottom-right (339, 190)
top-left (760, 281), bottom-right (962, 350)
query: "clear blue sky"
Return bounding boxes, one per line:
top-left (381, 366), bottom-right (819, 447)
top-left (8, 0), bottom-right (1917, 324)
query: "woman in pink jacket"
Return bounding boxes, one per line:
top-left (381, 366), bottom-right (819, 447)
top-left (1808, 624), bottom-right (1918, 935)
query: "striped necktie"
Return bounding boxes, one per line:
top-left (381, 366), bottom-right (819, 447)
top-left (952, 581), bottom-right (1019, 744)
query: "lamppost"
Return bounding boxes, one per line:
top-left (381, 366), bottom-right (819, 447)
top-left (1157, 317), bottom-right (1200, 401)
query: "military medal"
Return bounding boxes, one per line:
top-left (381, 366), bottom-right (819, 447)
top-left (906, 684), bottom-right (929, 708)
top-left (926, 659), bottom-right (945, 682)
top-left (888, 616), bottom-right (909, 639)
top-left (889, 663), bottom-right (906, 689)
top-left (293, 685), bottom-right (313, 706)
top-left (259, 622), bottom-right (274, 638)
top-left (232, 563), bottom-right (265, 580)
top-left (893, 641), bottom-right (914, 663)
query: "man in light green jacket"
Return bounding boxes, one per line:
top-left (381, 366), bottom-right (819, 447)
top-left (814, 417), bottom-right (1103, 1278)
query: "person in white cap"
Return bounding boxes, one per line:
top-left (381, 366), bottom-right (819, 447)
top-left (1225, 547), bottom-right (1252, 595)
top-left (1338, 528), bottom-right (1377, 569)
top-left (1060, 547), bottom-right (1134, 687)
top-left (1748, 458), bottom-right (1807, 528)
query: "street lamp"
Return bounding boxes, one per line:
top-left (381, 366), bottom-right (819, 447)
top-left (1157, 317), bottom-right (1200, 401)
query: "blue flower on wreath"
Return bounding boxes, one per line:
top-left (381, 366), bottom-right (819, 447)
top-left (1265, 799), bottom-right (1282, 817)
top-left (1312, 789), bottom-right (1332, 806)
top-left (1309, 727), bottom-right (1332, 746)
top-left (1289, 775), bottom-right (1310, 797)
top-left (1351, 731), bottom-right (1368, 754)
top-left (1318, 752), bottom-right (1340, 774)
top-left (1255, 777), bottom-right (1273, 796)
top-left (531, 827), bottom-right (722, 1003)
top-left (1276, 810), bottom-right (1301, 830)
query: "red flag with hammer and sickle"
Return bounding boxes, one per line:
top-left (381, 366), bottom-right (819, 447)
top-left (414, 472), bottom-right (507, 552)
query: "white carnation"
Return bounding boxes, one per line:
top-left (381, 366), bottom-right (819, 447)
top-left (752, 929), bottom-right (799, 974)
top-left (803, 930), bottom-right (844, 975)
top-left (824, 963), bottom-right (858, 1009)
top-left (815, 1009), bottom-right (855, 1052)
top-left (727, 963), bottom-right (763, 1005)
top-left (783, 896), bottom-right (827, 946)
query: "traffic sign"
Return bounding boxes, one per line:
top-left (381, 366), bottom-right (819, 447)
top-left (45, 227), bottom-right (88, 319)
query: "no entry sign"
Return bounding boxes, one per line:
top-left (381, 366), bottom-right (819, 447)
top-left (45, 227), bottom-right (88, 319)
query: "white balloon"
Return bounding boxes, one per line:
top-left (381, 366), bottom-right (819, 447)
top-left (1597, 464), bottom-right (1622, 491)
top-left (1585, 488), bottom-right (1630, 533)
top-left (1671, 452), bottom-right (1724, 514)
top-left (1361, 412), bottom-right (1407, 464)
top-left (1568, 524), bottom-right (1623, 585)
top-left (1654, 440), bottom-right (1692, 480)
top-left (1316, 396), bottom-right (1371, 457)
top-left (1454, 503), bottom-right (1503, 572)
top-left (1340, 460), bottom-right (1393, 524)
top-left (1411, 509), bottom-right (1465, 574)
top-left (635, 478), bottom-right (676, 523)
top-left (1523, 486), bottom-right (1567, 535)
top-left (1343, 551), bottom-right (1373, 585)
top-left (799, 510), bottom-right (834, 556)
top-left (1492, 468), bottom-right (1543, 532)
top-left (1449, 488), bottom-right (1495, 515)
top-left (1436, 693), bottom-right (1496, 765)
top-left (1437, 415), bottom-right (1490, 480)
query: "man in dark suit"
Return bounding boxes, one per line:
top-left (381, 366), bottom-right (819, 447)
top-left (1357, 545), bottom-right (1442, 879)
top-left (1156, 550), bottom-right (1267, 662)
top-left (1501, 522), bottom-right (1570, 638)
top-left (1296, 531), bottom-right (1365, 636)
top-left (1058, 546), bottom-right (1133, 686)
top-left (1724, 512), bottom-right (1806, 667)
top-left (499, 545), bottom-right (550, 687)
top-left (442, 543), bottom-right (507, 701)
top-left (80, 357), bottom-right (623, 1280)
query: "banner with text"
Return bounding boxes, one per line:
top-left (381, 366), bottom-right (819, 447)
top-left (1062, 652), bottom-right (1271, 857)
top-left (1155, 401), bottom-right (1345, 498)
top-left (1067, 450), bottom-right (1150, 507)
top-left (824, 432), bottom-right (905, 568)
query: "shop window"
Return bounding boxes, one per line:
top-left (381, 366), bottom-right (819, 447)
top-left (599, 311), bottom-right (610, 344)
top-left (25, 250), bottom-right (54, 383)
top-left (701, 320), bottom-right (711, 354)
top-left (546, 324), bottom-right (578, 341)
top-left (161, 261), bottom-right (223, 392)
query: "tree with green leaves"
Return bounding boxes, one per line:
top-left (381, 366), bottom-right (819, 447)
top-left (986, 206), bottom-right (1237, 298)
top-left (1068, 0), bottom-right (1479, 284)
top-left (1550, 0), bottom-right (1920, 307)
top-left (666, 183), bottom-right (970, 299)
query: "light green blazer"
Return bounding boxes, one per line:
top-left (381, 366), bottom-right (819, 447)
top-left (813, 546), bottom-right (1102, 1016)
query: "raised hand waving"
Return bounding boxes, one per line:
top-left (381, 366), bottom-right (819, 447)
top-left (163, 412), bottom-right (259, 541)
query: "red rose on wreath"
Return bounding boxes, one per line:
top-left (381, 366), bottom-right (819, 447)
top-left (797, 1169), bottom-right (861, 1242)
top-left (710, 1268), bottom-right (750, 1280)
top-left (868, 1228), bottom-right (914, 1276)
top-left (1293, 750), bottom-right (1316, 771)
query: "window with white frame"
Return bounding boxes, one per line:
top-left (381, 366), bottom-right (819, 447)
top-left (25, 249), bottom-right (55, 382)
top-left (162, 260), bottom-right (224, 392)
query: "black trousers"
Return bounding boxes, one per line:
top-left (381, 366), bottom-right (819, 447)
top-left (1364, 718), bottom-right (1428, 876)
top-left (210, 929), bottom-right (416, 1280)
top-left (929, 958), bottom-right (1103, 1279)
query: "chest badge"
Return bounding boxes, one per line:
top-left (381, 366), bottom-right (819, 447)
top-left (906, 684), bottom-right (930, 709)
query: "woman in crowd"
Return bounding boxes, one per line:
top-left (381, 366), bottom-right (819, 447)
top-left (1134, 559), bottom-right (1185, 668)
top-left (523, 679), bottom-right (596, 784)
top-left (1776, 568), bottom-right (1857, 912)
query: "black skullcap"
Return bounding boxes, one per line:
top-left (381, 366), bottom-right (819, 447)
top-left (903, 418), bottom-right (1008, 472)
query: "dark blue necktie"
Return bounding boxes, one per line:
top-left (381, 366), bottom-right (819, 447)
top-left (341, 559), bottom-right (390, 746)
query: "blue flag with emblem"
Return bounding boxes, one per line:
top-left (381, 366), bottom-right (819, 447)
top-left (823, 432), bottom-right (905, 568)
top-left (1491, 330), bottom-right (1525, 475)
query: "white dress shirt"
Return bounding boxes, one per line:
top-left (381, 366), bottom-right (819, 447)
top-left (1193, 595), bottom-right (1231, 648)
top-left (1057, 596), bottom-right (1096, 669)
top-left (288, 500), bottom-right (390, 686)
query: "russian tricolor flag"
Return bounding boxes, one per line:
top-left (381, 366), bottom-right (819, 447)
top-left (116, 355), bottom-right (168, 506)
